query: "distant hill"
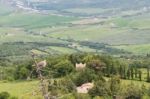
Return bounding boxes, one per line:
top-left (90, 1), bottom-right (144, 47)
top-left (22, 0), bottom-right (150, 10)
top-left (2, 0), bottom-right (150, 10)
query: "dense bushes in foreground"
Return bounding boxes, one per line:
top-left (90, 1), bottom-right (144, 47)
top-left (0, 92), bottom-right (17, 99)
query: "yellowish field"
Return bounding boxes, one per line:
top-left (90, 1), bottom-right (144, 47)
top-left (0, 78), bottom-right (150, 99)
top-left (0, 80), bottom-right (41, 99)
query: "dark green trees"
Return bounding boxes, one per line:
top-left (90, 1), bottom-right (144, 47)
top-left (147, 66), bottom-right (150, 82)
top-left (109, 76), bottom-right (121, 96)
top-left (88, 80), bottom-right (110, 97)
top-left (53, 60), bottom-right (74, 77)
top-left (0, 92), bottom-right (10, 99)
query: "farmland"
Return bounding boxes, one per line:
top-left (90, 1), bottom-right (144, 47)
top-left (0, 1), bottom-right (150, 99)
top-left (0, 75), bottom-right (150, 98)
top-left (0, 1), bottom-right (150, 58)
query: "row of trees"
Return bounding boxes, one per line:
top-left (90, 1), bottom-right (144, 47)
top-left (0, 53), bottom-right (150, 82)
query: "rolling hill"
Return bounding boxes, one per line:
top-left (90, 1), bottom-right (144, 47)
top-left (0, 0), bottom-right (150, 62)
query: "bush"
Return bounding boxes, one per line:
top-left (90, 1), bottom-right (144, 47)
top-left (9, 96), bottom-right (18, 99)
top-left (72, 68), bottom-right (97, 86)
top-left (74, 93), bottom-right (91, 99)
top-left (124, 83), bottom-right (142, 99)
top-left (89, 80), bottom-right (111, 97)
top-left (6, 77), bottom-right (15, 82)
top-left (53, 60), bottom-right (74, 77)
top-left (14, 65), bottom-right (30, 80)
top-left (60, 78), bottom-right (76, 93)
top-left (0, 92), bottom-right (10, 99)
top-left (109, 76), bottom-right (121, 96)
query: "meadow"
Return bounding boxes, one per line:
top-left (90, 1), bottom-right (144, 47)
top-left (0, 1), bottom-right (150, 99)
top-left (0, 78), bottom-right (149, 98)
top-left (0, 80), bottom-right (40, 99)
top-left (0, 3), bottom-right (150, 57)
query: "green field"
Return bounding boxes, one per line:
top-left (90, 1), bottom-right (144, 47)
top-left (113, 44), bottom-right (150, 54)
top-left (0, 81), bottom-right (39, 99)
top-left (0, 78), bottom-right (149, 98)
top-left (64, 7), bottom-right (114, 15)
top-left (0, 2), bottom-right (150, 58)
top-left (0, 1), bottom-right (150, 99)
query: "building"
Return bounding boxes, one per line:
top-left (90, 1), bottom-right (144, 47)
top-left (75, 63), bottom-right (86, 71)
top-left (76, 83), bottom-right (94, 93)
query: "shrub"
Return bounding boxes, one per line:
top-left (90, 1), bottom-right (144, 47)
top-left (0, 92), bottom-right (10, 99)
top-left (124, 83), bottom-right (142, 99)
top-left (72, 68), bottom-right (97, 86)
top-left (89, 80), bottom-right (111, 97)
top-left (53, 60), bottom-right (74, 77)
top-left (9, 96), bottom-right (18, 99)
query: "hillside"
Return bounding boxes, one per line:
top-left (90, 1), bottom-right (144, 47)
top-left (0, 0), bottom-right (150, 61)
top-left (0, 1), bottom-right (150, 99)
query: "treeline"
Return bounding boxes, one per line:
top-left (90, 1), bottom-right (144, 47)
top-left (1, 53), bottom-right (150, 81)
top-left (0, 42), bottom-right (68, 57)
top-left (0, 53), bottom-right (150, 99)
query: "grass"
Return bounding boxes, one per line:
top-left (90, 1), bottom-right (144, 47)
top-left (113, 44), bottom-right (150, 54)
top-left (49, 25), bottom-right (127, 42)
top-left (64, 7), bottom-right (113, 15)
top-left (0, 12), bottom-right (78, 29)
top-left (0, 78), bottom-right (149, 99)
top-left (49, 46), bottom-right (77, 54)
top-left (0, 80), bottom-right (39, 99)
top-left (0, 5), bottom-right (150, 56)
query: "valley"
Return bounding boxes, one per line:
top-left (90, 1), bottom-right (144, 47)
top-left (0, 1), bottom-right (150, 99)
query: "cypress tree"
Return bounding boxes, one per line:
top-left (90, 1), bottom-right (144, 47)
top-left (147, 66), bottom-right (150, 82)
top-left (127, 69), bottom-right (130, 79)
top-left (134, 67), bottom-right (138, 78)
top-left (138, 70), bottom-right (142, 81)
top-left (119, 65), bottom-right (123, 79)
top-left (123, 65), bottom-right (126, 79)
top-left (131, 67), bottom-right (134, 80)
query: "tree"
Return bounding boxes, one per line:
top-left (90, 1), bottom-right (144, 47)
top-left (54, 60), bottom-right (74, 77)
top-left (123, 65), bottom-right (126, 79)
top-left (15, 65), bottom-right (30, 79)
top-left (134, 66), bottom-right (138, 78)
top-left (89, 80), bottom-right (111, 97)
top-left (87, 59), bottom-right (106, 72)
top-left (109, 76), bottom-right (121, 96)
top-left (19, 67), bottom-right (29, 79)
top-left (69, 53), bottom-right (85, 65)
top-left (0, 92), bottom-right (10, 99)
top-left (138, 70), bottom-right (142, 81)
top-left (131, 67), bottom-right (134, 80)
top-left (127, 69), bottom-right (130, 79)
top-left (59, 77), bottom-right (76, 93)
top-left (119, 65), bottom-right (124, 79)
top-left (124, 83), bottom-right (142, 99)
top-left (72, 68), bottom-right (97, 86)
top-left (147, 66), bottom-right (150, 82)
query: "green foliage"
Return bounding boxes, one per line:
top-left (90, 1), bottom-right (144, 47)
top-left (8, 96), bottom-right (18, 99)
top-left (89, 80), bottom-right (111, 97)
top-left (87, 59), bottom-right (106, 71)
top-left (138, 70), bottom-right (142, 81)
top-left (124, 83), bottom-right (142, 99)
top-left (147, 67), bottom-right (150, 82)
top-left (14, 65), bottom-right (30, 80)
top-left (74, 93), bottom-right (91, 99)
top-left (0, 92), bottom-right (10, 99)
top-left (69, 53), bottom-right (86, 65)
top-left (72, 68), bottom-right (97, 86)
top-left (48, 78), bottom-right (76, 97)
top-left (53, 60), bottom-right (74, 77)
top-left (109, 76), bottom-right (121, 96)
